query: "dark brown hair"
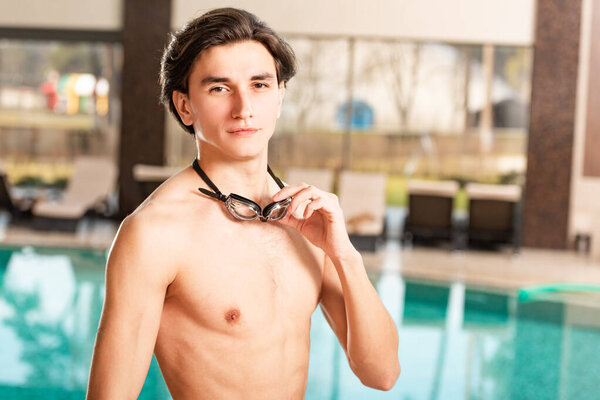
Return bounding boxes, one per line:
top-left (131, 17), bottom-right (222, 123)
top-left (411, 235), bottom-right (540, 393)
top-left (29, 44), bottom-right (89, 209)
top-left (159, 7), bottom-right (297, 135)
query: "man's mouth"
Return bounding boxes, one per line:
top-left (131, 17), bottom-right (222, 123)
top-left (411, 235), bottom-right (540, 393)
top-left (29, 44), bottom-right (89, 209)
top-left (227, 128), bottom-right (259, 137)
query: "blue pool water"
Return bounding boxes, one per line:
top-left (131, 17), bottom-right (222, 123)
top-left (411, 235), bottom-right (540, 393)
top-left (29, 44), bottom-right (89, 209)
top-left (1, 245), bottom-right (600, 399)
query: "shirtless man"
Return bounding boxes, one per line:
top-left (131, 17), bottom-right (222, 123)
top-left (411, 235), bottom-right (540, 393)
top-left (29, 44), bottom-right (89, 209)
top-left (87, 7), bottom-right (399, 399)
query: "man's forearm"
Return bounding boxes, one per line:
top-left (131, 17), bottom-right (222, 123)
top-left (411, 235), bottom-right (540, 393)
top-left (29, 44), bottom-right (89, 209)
top-left (332, 249), bottom-right (400, 390)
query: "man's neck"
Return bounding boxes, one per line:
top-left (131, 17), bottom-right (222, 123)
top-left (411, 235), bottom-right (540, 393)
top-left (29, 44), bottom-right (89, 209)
top-left (196, 148), bottom-right (278, 207)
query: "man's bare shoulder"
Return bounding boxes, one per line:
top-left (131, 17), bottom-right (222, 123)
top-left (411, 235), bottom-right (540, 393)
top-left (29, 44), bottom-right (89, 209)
top-left (130, 166), bottom-right (213, 229)
top-left (109, 167), bottom-right (212, 271)
top-left (107, 211), bottom-right (182, 285)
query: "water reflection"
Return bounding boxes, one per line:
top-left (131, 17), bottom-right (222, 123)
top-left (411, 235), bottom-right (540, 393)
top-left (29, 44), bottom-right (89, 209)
top-left (401, 281), bottom-right (452, 400)
top-left (463, 288), bottom-right (514, 400)
top-left (512, 300), bottom-right (564, 400)
top-left (0, 247), bottom-right (89, 395)
top-left (0, 246), bottom-right (170, 399)
top-left (309, 268), bottom-right (600, 400)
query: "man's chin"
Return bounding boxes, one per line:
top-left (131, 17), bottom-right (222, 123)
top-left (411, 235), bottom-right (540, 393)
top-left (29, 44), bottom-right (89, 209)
top-left (198, 138), bottom-right (268, 161)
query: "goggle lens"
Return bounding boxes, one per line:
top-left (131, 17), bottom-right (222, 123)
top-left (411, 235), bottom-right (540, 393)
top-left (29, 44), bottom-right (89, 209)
top-left (266, 206), bottom-right (287, 221)
top-left (226, 197), bottom-right (260, 220)
top-left (264, 198), bottom-right (291, 221)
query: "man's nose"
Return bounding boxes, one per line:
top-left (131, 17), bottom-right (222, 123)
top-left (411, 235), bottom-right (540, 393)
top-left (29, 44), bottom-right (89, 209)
top-left (231, 90), bottom-right (253, 119)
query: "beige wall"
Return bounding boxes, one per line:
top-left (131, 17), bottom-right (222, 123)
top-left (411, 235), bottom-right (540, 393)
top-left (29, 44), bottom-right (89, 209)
top-left (0, 0), bottom-right (535, 43)
top-left (570, 0), bottom-right (600, 258)
top-left (0, 0), bottom-right (122, 30)
top-left (173, 0), bottom-right (536, 45)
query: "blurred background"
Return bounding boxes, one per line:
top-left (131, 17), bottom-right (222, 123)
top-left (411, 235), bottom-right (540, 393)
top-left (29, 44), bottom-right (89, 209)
top-left (0, 0), bottom-right (599, 399)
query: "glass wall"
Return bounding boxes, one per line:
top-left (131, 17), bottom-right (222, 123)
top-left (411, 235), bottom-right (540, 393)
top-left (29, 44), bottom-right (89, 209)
top-left (270, 38), bottom-right (350, 169)
top-left (161, 35), bottom-right (533, 205)
top-left (0, 39), bottom-right (122, 188)
top-left (268, 37), bottom-right (532, 185)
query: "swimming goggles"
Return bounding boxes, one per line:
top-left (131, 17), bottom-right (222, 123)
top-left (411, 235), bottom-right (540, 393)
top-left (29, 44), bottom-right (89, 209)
top-left (192, 159), bottom-right (291, 222)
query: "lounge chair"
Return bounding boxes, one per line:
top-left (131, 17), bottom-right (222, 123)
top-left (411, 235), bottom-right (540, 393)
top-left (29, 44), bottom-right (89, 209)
top-left (465, 183), bottom-right (521, 251)
top-left (338, 170), bottom-right (387, 252)
top-left (0, 162), bottom-right (34, 221)
top-left (592, 217), bottom-right (600, 261)
top-left (572, 212), bottom-right (600, 260)
top-left (32, 156), bottom-right (117, 231)
top-left (403, 179), bottom-right (459, 247)
top-left (133, 164), bottom-right (181, 198)
top-left (0, 164), bottom-right (16, 215)
top-left (284, 167), bottom-right (334, 192)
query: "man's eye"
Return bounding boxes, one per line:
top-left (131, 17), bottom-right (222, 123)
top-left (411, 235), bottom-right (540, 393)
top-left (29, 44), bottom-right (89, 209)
top-left (254, 82), bottom-right (268, 89)
top-left (210, 86), bottom-right (227, 93)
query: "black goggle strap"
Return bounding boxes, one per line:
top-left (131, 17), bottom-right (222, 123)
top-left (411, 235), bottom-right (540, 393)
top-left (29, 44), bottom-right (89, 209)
top-left (192, 159), bottom-right (285, 201)
top-left (267, 165), bottom-right (285, 189)
top-left (192, 159), bottom-right (227, 202)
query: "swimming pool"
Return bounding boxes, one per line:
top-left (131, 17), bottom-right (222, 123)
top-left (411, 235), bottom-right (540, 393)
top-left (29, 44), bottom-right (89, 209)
top-left (1, 245), bottom-right (600, 399)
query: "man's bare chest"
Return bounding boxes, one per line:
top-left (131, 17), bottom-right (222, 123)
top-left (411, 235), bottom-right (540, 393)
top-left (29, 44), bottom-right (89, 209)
top-left (164, 223), bottom-right (324, 333)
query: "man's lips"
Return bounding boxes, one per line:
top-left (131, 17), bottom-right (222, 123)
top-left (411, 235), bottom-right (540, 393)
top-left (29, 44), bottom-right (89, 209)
top-left (227, 128), bottom-right (260, 136)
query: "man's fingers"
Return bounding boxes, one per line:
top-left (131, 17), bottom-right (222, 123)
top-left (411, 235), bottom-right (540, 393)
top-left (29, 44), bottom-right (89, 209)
top-left (273, 182), bottom-right (312, 202)
top-left (288, 187), bottom-right (321, 216)
top-left (303, 197), bottom-right (325, 219)
top-left (273, 183), bottom-right (341, 223)
top-left (277, 209), bottom-right (304, 230)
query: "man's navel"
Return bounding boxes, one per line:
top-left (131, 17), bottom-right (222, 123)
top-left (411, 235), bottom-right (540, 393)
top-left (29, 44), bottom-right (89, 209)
top-left (224, 308), bottom-right (241, 324)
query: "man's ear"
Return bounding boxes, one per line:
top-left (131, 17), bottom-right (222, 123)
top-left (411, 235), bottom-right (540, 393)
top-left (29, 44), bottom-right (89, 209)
top-left (277, 82), bottom-right (285, 118)
top-left (172, 90), bottom-right (194, 126)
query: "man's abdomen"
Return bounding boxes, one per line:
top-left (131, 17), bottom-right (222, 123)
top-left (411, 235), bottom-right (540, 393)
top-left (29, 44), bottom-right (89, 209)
top-left (154, 313), bottom-right (311, 400)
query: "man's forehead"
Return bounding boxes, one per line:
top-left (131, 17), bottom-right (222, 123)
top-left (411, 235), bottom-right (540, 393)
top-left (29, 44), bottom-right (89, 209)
top-left (192, 40), bottom-right (277, 77)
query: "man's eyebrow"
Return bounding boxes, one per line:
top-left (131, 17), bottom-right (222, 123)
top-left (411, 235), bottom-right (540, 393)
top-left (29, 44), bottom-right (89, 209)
top-left (199, 73), bottom-right (276, 86)
top-left (250, 72), bottom-right (276, 81)
top-left (200, 76), bottom-right (229, 86)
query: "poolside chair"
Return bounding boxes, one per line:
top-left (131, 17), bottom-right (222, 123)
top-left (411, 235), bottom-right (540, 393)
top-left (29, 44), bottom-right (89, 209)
top-left (403, 179), bottom-right (459, 247)
top-left (32, 156), bottom-right (117, 231)
top-left (465, 183), bottom-right (521, 251)
top-left (0, 162), bottom-right (34, 221)
top-left (0, 165), bottom-right (16, 215)
top-left (284, 167), bottom-right (335, 192)
top-left (572, 212), bottom-right (600, 261)
top-left (338, 170), bottom-right (387, 252)
top-left (133, 163), bottom-right (181, 198)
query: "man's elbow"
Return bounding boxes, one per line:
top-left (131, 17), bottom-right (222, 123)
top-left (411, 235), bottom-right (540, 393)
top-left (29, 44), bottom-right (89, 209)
top-left (366, 362), bottom-right (400, 391)
top-left (352, 358), bottom-right (401, 391)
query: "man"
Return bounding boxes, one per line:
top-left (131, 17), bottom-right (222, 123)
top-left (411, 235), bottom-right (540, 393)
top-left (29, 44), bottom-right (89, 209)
top-left (87, 7), bottom-right (399, 399)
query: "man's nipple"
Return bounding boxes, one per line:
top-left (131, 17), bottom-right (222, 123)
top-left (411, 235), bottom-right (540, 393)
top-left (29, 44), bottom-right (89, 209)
top-left (224, 308), bottom-right (241, 323)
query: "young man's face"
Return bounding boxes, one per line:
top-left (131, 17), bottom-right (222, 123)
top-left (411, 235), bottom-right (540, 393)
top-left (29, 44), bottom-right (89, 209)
top-left (174, 40), bottom-right (284, 161)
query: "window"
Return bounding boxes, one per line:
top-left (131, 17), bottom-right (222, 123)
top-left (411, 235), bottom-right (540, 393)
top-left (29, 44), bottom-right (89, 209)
top-left (0, 39), bottom-right (122, 188)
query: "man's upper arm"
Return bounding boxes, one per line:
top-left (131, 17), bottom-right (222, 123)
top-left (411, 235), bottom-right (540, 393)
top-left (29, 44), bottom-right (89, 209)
top-left (319, 254), bottom-right (349, 352)
top-left (87, 213), bottom-right (175, 399)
